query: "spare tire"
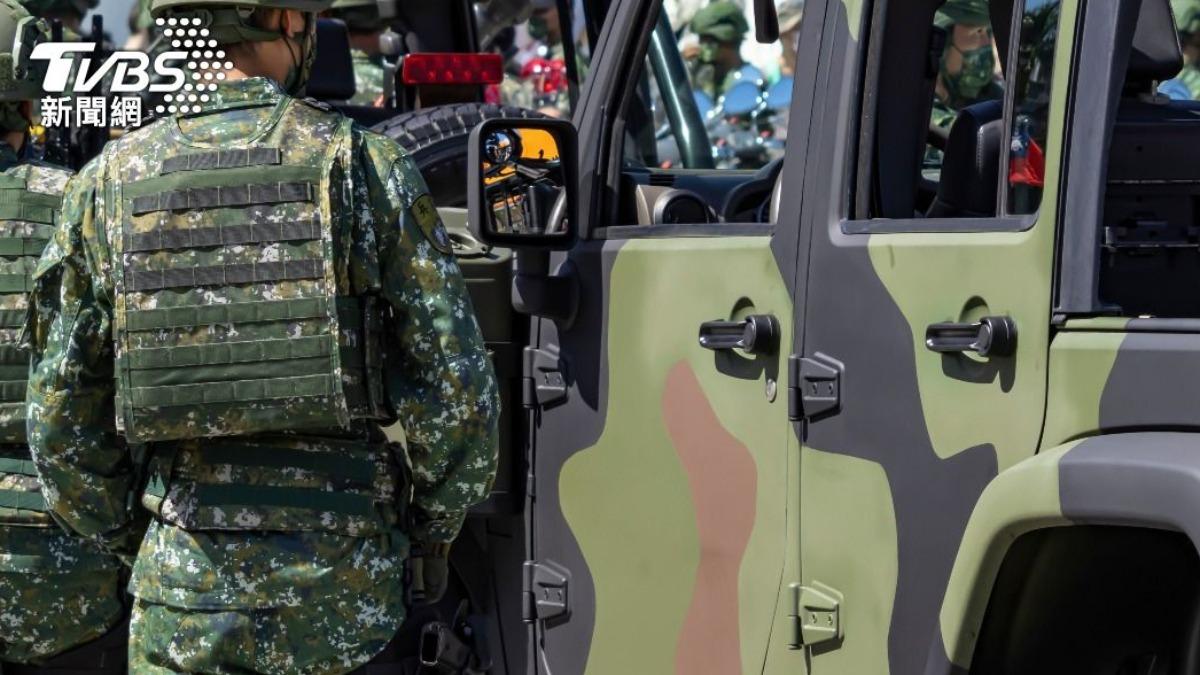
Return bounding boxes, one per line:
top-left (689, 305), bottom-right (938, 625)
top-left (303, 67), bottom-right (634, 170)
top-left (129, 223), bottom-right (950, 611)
top-left (372, 103), bottom-right (548, 207)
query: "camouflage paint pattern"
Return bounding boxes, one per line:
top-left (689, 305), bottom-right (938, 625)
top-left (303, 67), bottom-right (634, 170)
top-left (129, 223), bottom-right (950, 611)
top-left (0, 144), bottom-right (125, 666)
top-left (554, 236), bottom-right (792, 675)
top-left (26, 76), bottom-right (499, 673)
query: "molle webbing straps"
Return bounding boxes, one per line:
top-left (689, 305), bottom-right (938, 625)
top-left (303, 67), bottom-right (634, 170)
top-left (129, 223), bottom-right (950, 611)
top-left (0, 175), bottom-right (62, 445)
top-left (160, 148), bottom-right (282, 174)
top-left (124, 218), bottom-right (320, 253)
top-left (130, 181), bottom-right (315, 215)
top-left (0, 457), bottom-right (47, 513)
top-left (115, 111), bottom-right (384, 442)
top-left (124, 258), bottom-right (324, 292)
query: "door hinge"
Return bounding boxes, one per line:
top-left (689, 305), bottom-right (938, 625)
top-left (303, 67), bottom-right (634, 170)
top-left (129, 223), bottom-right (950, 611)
top-left (522, 347), bottom-right (568, 409)
top-left (788, 581), bottom-right (844, 649)
top-left (522, 560), bottom-right (570, 623)
top-left (788, 353), bottom-right (843, 422)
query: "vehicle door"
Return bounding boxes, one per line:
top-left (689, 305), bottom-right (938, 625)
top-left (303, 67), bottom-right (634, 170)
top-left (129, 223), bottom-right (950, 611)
top-left (791, 1), bottom-right (1071, 674)
top-left (522, 0), bottom-right (816, 673)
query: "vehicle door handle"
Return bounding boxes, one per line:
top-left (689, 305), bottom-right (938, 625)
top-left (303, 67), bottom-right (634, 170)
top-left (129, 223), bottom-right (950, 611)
top-left (698, 315), bottom-right (779, 355)
top-left (925, 316), bottom-right (1017, 357)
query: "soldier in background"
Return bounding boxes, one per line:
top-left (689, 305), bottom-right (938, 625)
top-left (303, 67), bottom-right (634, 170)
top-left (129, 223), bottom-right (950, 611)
top-left (929, 0), bottom-right (1003, 131)
top-left (26, 0), bottom-right (500, 671)
top-left (0, 0), bottom-right (128, 672)
top-left (327, 0), bottom-right (386, 106)
top-left (687, 1), bottom-right (764, 100)
top-left (503, 0), bottom-right (577, 117)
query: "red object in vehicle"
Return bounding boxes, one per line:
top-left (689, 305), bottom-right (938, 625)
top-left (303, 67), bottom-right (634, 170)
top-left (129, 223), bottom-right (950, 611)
top-left (1009, 137), bottom-right (1046, 188)
top-left (402, 53), bottom-right (504, 86)
top-left (521, 57), bottom-right (568, 95)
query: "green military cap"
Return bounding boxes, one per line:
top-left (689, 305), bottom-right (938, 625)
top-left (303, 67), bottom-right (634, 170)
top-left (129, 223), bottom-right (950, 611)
top-left (691, 1), bottom-right (749, 43)
top-left (934, 0), bottom-right (990, 29)
top-left (0, 0), bottom-right (50, 101)
top-left (1173, 0), bottom-right (1200, 35)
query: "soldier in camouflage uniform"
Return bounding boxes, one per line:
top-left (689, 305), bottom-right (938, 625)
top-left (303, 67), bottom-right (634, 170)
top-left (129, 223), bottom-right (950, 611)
top-left (1165, 0), bottom-right (1200, 100)
top-left (0, 1), bottom-right (127, 671)
top-left (925, 0), bottom-right (1003, 171)
top-left (502, 0), bottom-right (578, 118)
top-left (327, 0), bottom-right (385, 106)
top-left (929, 0), bottom-right (1002, 130)
top-left (688, 1), bottom-right (764, 101)
top-left (25, 0), bottom-right (500, 669)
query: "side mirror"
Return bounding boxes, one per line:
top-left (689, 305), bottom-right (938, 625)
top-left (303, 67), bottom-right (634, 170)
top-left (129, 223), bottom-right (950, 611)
top-left (468, 118), bottom-right (579, 250)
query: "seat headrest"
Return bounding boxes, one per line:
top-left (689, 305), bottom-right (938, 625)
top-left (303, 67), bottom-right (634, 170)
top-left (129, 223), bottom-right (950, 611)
top-left (928, 99), bottom-right (1004, 219)
top-left (308, 18), bottom-right (357, 102)
top-left (1129, 0), bottom-right (1184, 83)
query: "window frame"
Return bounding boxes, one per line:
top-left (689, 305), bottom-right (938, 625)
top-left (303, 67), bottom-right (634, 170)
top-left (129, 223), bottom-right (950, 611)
top-left (844, 0), bottom-right (1062, 235)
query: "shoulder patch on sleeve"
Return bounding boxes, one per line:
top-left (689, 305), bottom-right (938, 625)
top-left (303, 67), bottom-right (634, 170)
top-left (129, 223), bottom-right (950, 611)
top-left (411, 194), bottom-right (454, 255)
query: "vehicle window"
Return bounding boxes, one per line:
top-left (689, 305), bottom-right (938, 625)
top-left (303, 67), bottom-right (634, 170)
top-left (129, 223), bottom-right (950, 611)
top-left (877, 0), bottom-right (1061, 221)
top-left (494, 0), bottom-right (594, 118)
top-left (623, 1), bottom-right (800, 171)
top-left (1006, 0), bottom-right (1060, 215)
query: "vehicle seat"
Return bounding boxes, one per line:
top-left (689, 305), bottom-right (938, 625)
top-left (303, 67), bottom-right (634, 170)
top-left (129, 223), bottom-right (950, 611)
top-left (309, 18), bottom-right (357, 102)
top-left (926, 99), bottom-right (1004, 219)
top-left (1124, 0), bottom-right (1183, 97)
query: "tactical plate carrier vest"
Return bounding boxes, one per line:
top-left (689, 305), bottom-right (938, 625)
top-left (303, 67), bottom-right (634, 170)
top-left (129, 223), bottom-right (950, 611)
top-left (111, 99), bottom-right (391, 444)
top-left (0, 168), bottom-right (61, 447)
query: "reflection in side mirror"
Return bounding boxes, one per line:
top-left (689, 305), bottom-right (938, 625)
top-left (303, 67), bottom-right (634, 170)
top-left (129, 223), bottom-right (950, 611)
top-left (468, 118), bottom-right (579, 250)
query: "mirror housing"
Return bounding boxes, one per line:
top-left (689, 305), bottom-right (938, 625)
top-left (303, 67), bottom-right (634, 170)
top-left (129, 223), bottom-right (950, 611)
top-left (468, 118), bottom-right (579, 251)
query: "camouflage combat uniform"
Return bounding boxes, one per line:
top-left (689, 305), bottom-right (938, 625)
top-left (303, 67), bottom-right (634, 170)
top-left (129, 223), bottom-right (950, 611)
top-left (349, 48), bottom-right (384, 106)
top-left (0, 141), bottom-right (125, 666)
top-left (27, 76), bottom-right (500, 673)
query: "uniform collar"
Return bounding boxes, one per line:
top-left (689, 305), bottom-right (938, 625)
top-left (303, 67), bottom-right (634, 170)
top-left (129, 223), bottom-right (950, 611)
top-left (192, 76), bottom-right (286, 113)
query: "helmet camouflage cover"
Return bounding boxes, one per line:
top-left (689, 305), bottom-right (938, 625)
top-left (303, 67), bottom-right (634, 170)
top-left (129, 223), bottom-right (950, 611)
top-left (0, 0), bottom-right (50, 101)
top-left (690, 1), bottom-right (749, 43)
top-left (935, 0), bottom-right (991, 29)
top-left (149, 0), bottom-right (333, 35)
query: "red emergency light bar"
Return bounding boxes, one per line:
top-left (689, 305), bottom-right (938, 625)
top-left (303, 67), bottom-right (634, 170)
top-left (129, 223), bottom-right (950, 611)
top-left (402, 53), bottom-right (504, 86)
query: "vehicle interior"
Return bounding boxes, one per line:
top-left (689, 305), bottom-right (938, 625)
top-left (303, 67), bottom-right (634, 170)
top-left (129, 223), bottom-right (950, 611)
top-left (610, 7), bottom-right (794, 227)
top-left (1094, 0), bottom-right (1200, 318)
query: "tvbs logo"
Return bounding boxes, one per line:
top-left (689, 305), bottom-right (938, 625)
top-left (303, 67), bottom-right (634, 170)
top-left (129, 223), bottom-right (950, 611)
top-left (31, 43), bottom-right (188, 94)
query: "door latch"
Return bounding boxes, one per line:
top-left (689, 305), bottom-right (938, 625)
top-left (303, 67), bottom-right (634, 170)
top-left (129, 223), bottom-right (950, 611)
top-left (788, 581), bottom-right (844, 649)
top-left (788, 353), bottom-right (843, 422)
top-left (522, 560), bottom-right (570, 623)
top-left (523, 347), bottom-right (568, 409)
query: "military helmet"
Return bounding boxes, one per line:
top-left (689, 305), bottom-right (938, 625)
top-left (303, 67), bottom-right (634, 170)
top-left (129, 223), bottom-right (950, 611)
top-left (18, 0), bottom-right (97, 20)
top-left (690, 1), bottom-right (749, 43)
top-left (934, 0), bottom-right (990, 29)
top-left (150, 0), bottom-right (333, 21)
top-left (327, 0), bottom-right (378, 32)
top-left (1173, 0), bottom-right (1200, 36)
top-left (0, 0), bottom-right (50, 101)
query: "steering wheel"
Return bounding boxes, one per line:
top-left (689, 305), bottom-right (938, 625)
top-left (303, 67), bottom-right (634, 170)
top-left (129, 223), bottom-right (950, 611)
top-left (720, 157), bottom-right (786, 223)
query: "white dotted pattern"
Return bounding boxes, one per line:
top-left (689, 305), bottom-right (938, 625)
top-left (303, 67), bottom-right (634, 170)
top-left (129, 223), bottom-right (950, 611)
top-left (154, 17), bottom-right (230, 114)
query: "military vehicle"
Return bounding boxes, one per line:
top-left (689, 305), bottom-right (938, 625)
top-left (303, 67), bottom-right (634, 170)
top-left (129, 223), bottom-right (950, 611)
top-left (437, 0), bottom-right (1200, 673)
